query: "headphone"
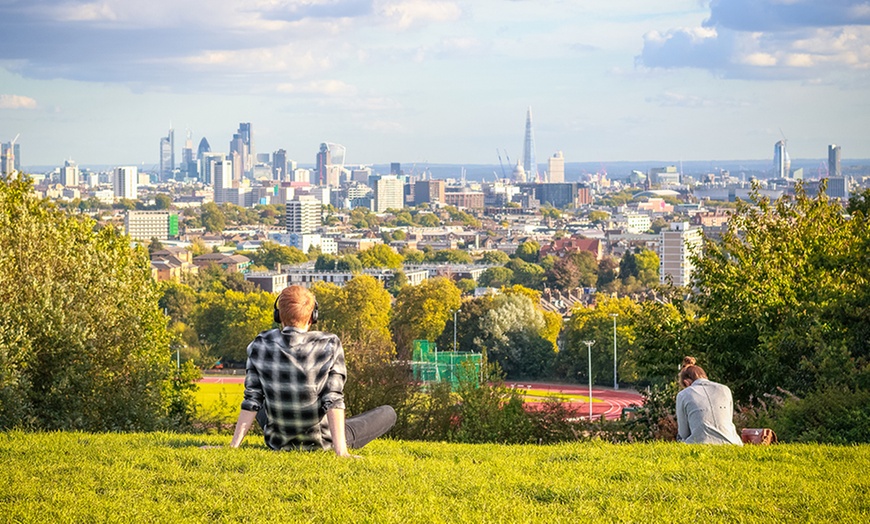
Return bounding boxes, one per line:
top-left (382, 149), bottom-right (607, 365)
top-left (273, 294), bottom-right (319, 326)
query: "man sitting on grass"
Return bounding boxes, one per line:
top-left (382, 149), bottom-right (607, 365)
top-left (230, 285), bottom-right (396, 457)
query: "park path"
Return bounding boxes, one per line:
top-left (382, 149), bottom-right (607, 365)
top-left (200, 375), bottom-right (644, 421)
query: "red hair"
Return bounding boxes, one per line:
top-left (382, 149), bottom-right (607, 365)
top-left (277, 286), bottom-right (316, 327)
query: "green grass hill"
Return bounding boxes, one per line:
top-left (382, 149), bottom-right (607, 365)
top-left (1, 432), bottom-right (868, 523)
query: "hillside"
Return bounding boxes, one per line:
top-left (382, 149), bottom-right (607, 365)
top-left (1, 432), bottom-right (867, 523)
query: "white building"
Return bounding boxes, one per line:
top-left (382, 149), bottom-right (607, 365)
top-left (270, 233), bottom-right (337, 255)
top-left (125, 210), bottom-right (178, 241)
top-left (660, 222), bottom-right (703, 287)
top-left (113, 166), bottom-right (138, 200)
top-left (286, 196), bottom-right (321, 234)
top-left (374, 174), bottom-right (404, 212)
top-left (547, 151), bottom-right (565, 183)
top-left (61, 160), bottom-right (80, 187)
top-left (213, 158), bottom-right (234, 204)
top-left (616, 212), bottom-right (652, 234)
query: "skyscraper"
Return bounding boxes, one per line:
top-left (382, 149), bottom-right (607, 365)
top-left (200, 152), bottom-right (225, 186)
top-left (61, 160), bottom-right (79, 186)
top-left (273, 149), bottom-right (288, 181)
top-left (660, 222), bottom-right (702, 287)
top-left (523, 107), bottom-right (538, 181)
top-left (231, 123), bottom-right (253, 176)
top-left (828, 144), bottom-right (841, 178)
top-left (197, 137), bottom-right (211, 160)
top-left (374, 175), bottom-right (404, 212)
top-left (316, 143), bottom-right (331, 186)
top-left (213, 158), bottom-right (233, 204)
top-left (159, 127), bottom-right (174, 181)
top-left (113, 166), bottom-right (138, 200)
top-left (773, 140), bottom-right (790, 179)
top-left (182, 130), bottom-right (195, 177)
top-left (548, 151), bottom-right (565, 183)
top-left (0, 141), bottom-right (20, 175)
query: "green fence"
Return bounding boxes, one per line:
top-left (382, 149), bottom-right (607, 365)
top-left (411, 340), bottom-right (482, 389)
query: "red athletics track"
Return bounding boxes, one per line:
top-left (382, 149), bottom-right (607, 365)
top-left (508, 382), bottom-right (644, 421)
top-left (200, 375), bottom-right (644, 421)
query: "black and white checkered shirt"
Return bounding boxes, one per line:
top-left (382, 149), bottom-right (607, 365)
top-left (241, 326), bottom-right (347, 451)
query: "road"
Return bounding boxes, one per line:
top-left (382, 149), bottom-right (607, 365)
top-left (200, 375), bottom-right (644, 421)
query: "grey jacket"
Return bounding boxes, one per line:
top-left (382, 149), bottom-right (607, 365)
top-left (676, 379), bottom-right (743, 445)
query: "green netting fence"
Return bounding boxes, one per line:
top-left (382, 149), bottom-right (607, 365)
top-left (411, 340), bottom-right (482, 389)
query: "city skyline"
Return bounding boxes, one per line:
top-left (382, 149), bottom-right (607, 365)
top-left (1, 1), bottom-right (868, 166)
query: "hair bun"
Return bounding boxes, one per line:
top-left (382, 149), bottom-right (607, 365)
top-left (682, 356), bottom-right (697, 369)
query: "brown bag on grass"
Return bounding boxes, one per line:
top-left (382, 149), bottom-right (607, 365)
top-left (741, 428), bottom-right (777, 445)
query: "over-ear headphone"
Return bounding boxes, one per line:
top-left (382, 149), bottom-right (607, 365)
top-left (274, 295), bottom-right (319, 326)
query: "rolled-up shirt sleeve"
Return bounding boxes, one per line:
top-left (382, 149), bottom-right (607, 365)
top-left (240, 339), bottom-right (264, 412)
top-left (320, 337), bottom-right (346, 411)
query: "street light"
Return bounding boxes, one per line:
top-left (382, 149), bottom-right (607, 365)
top-left (610, 313), bottom-right (618, 390)
top-left (583, 340), bottom-right (595, 421)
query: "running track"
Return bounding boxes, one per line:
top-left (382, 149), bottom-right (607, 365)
top-left (199, 376), bottom-right (644, 421)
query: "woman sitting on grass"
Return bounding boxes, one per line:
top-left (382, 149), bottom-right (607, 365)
top-left (676, 356), bottom-right (742, 445)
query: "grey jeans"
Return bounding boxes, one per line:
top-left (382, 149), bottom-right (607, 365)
top-left (256, 405), bottom-right (397, 449)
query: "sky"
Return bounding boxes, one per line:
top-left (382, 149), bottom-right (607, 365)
top-left (0, 0), bottom-right (868, 168)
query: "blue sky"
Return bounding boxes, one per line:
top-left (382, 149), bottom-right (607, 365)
top-left (0, 0), bottom-right (868, 168)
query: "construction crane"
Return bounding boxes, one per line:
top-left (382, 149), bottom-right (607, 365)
top-left (496, 148), bottom-right (507, 179)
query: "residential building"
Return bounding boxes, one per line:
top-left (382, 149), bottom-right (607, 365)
top-left (444, 191), bottom-right (485, 210)
top-left (540, 236), bottom-right (604, 260)
top-left (192, 253), bottom-right (251, 273)
top-left (286, 196), bottom-right (320, 234)
top-left (125, 210), bottom-right (179, 241)
top-left (113, 166), bottom-right (138, 200)
top-left (660, 222), bottom-right (702, 287)
top-left (374, 174), bottom-right (404, 212)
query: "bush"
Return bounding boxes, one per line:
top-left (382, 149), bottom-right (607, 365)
top-left (774, 387), bottom-right (870, 444)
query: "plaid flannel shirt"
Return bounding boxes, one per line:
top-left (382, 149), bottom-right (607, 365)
top-left (241, 326), bottom-right (347, 451)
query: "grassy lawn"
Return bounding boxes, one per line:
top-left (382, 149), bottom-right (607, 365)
top-left (1, 431), bottom-right (867, 523)
top-left (194, 383), bottom-right (245, 424)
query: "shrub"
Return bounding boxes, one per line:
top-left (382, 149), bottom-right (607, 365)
top-left (774, 387), bottom-right (870, 444)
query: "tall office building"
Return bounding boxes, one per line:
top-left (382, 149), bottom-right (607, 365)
top-left (159, 127), bottom-right (174, 181)
top-left (828, 144), bottom-right (841, 178)
top-left (547, 151), bottom-right (565, 183)
top-left (374, 174), bottom-right (404, 212)
top-left (414, 179), bottom-right (445, 206)
top-left (197, 137), bottom-right (211, 160)
top-left (61, 160), bottom-right (80, 187)
top-left (660, 222), bottom-right (702, 288)
top-left (315, 143), bottom-right (331, 186)
top-left (1, 141), bottom-right (20, 175)
top-left (286, 196), bottom-right (320, 234)
top-left (229, 123), bottom-right (253, 177)
top-left (390, 163), bottom-right (402, 176)
top-left (523, 107), bottom-right (538, 181)
top-left (200, 152), bottom-right (225, 186)
top-left (113, 166), bottom-right (138, 200)
top-left (773, 140), bottom-right (790, 179)
top-left (213, 158), bottom-right (234, 204)
top-left (182, 130), bottom-right (195, 177)
top-left (272, 149), bottom-right (288, 181)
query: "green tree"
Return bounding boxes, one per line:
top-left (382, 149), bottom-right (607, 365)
top-left (515, 240), bottom-right (540, 263)
top-left (478, 250), bottom-right (511, 265)
top-left (547, 251), bottom-right (598, 290)
top-left (312, 275), bottom-right (394, 352)
top-left (690, 184), bottom-right (870, 402)
top-left (359, 244), bottom-right (403, 269)
top-left (456, 278), bottom-right (477, 294)
top-left (433, 249), bottom-right (473, 264)
top-left (315, 253), bottom-right (338, 271)
top-left (478, 267), bottom-right (514, 288)
top-left (391, 277), bottom-right (462, 357)
top-left (0, 174), bottom-right (186, 431)
top-left (507, 259), bottom-right (545, 290)
top-left (200, 202), bottom-right (226, 233)
top-left (192, 289), bottom-right (275, 362)
top-left (246, 242), bottom-right (307, 269)
top-left (336, 254), bottom-right (363, 272)
top-left (401, 249), bottom-right (425, 264)
top-left (154, 193), bottom-right (172, 210)
top-left (475, 293), bottom-right (555, 379)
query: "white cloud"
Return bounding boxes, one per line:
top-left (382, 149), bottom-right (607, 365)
top-left (276, 80), bottom-right (358, 96)
top-left (378, 0), bottom-right (462, 30)
top-left (0, 94), bottom-right (38, 109)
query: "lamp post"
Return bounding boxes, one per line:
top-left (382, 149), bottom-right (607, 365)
top-left (610, 313), bottom-right (618, 390)
top-left (583, 340), bottom-right (595, 421)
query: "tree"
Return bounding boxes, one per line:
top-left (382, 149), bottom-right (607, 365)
top-left (336, 254), bottom-right (363, 272)
top-left (456, 278), bottom-right (476, 294)
top-left (474, 293), bottom-right (554, 379)
top-left (154, 193), bottom-right (172, 210)
top-left (432, 249), bottom-right (473, 264)
top-left (515, 240), bottom-right (540, 263)
top-left (0, 174), bottom-right (187, 431)
top-left (848, 188), bottom-right (870, 217)
top-left (200, 202), bottom-right (226, 233)
top-left (192, 289), bottom-right (275, 363)
top-left (391, 277), bottom-right (462, 357)
top-left (402, 249), bottom-right (426, 264)
top-left (315, 253), bottom-right (338, 271)
top-left (557, 295), bottom-right (641, 385)
top-left (478, 267), bottom-right (514, 288)
top-left (689, 184), bottom-right (870, 402)
top-left (246, 242), bottom-right (307, 269)
top-left (507, 259), bottom-right (545, 290)
top-left (547, 251), bottom-right (598, 290)
top-left (148, 237), bottom-right (165, 255)
top-left (478, 250), bottom-right (510, 265)
top-left (312, 275), bottom-right (393, 352)
top-left (597, 256), bottom-right (619, 287)
top-left (359, 244), bottom-right (403, 269)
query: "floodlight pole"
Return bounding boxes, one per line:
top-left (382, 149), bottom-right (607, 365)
top-left (610, 313), bottom-right (619, 390)
top-left (583, 340), bottom-right (595, 421)
top-left (453, 309), bottom-right (461, 352)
